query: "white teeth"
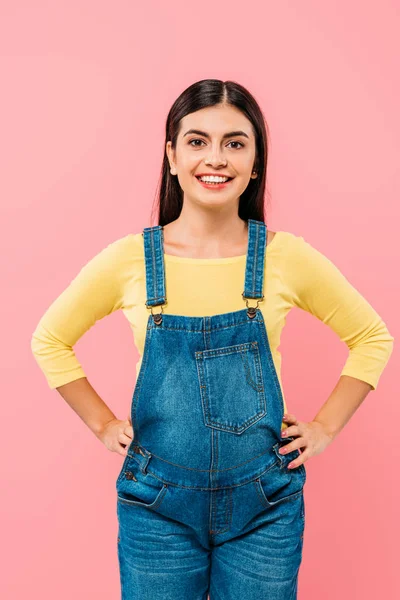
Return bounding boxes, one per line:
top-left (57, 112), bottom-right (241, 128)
top-left (199, 176), bottom-right (229, 183)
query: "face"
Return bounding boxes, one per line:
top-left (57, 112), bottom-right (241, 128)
top-left (166, 104), bottom-right (258, 208)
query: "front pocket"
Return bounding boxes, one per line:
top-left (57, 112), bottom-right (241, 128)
top-left (195, 341), bottom-right (266, 435)
top-left (254, 461), bottom-right (305, 509)
top-left (116, 458), bottom-right (168, 510)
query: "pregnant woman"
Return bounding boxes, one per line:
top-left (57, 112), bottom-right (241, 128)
top-left (31, 79), bottom-right (394, 600)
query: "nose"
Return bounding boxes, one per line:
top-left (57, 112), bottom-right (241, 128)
top-left (205, 147), bottom-right (227, 167)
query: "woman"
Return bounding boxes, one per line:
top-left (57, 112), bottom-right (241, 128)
top-left (31, 79), bottom-right (394, 599)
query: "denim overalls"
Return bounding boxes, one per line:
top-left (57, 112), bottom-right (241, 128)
top-left (116, 219), bottom-right (307, 600)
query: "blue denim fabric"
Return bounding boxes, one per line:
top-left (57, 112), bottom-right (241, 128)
top-left (116, 219), bottom-right (306, 599)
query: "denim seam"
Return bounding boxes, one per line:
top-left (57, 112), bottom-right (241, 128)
top-left (256, 318), bottom-right (286, 419)
top-left (150, 228), bottom-right (157, 303)
top-left (128, 446), bottom-right (276, 473)
top-left (252, 221), bottom-right (260, 296)
top-left (131, 459), bottom-right (282, 491)
top-left (145, 315), bottom-right (263, 333)
top-left (210, 487), bottom-right (233, 534)
top-left (131, 316), bottom-right (153, 430)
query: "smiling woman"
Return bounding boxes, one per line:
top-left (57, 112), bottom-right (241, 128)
top-left (31, 78), bottom-right (394, 600)
top-left (163, 108), bottom-right (261, 223)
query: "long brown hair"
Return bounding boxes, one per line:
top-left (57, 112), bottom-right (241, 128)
top-left (151, 79), bottom-right (271, 226)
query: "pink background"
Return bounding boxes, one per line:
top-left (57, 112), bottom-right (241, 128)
top-left (1, 1), bottom-right (399, 597)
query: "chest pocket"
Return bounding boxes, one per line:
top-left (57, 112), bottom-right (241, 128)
top-left (195, 341), bottom-right (266, 435)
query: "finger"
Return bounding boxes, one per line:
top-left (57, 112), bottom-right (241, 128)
top-left (119, 432), bottom-right (133, 446)
top-left (287, 451), bottom-right (308, 469)
top-left (116, 444), bottom-right (128, 457)
top-left (281, 426), bottom-right (299, 438)
top-left (283, 413), bottom-right (297, 424)
top-left (126, 415), bottom-right (132, 424)
top-left (279, 436), bottom-right (305, 456)
top-left (124, 425), bottom-right (134, 438)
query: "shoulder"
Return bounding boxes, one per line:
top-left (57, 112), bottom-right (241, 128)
top-left (97, 232), bottom-right (144, 261)
top-left (77, 233), bottom-right (145, 277)
top-left (265, 230), bottom-right (325, 273)
top-left (266, 230), bottom-right (305, 253)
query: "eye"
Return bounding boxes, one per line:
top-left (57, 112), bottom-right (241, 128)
top-left (227, 141), bottom-right (244, 149)
top-left (188, 139), bottom-right (205, 147)
top-left (188, 139), bottom-right (244, 149)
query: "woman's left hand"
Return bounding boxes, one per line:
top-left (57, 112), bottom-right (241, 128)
top-left (280, 413), bottom-right (334, 469)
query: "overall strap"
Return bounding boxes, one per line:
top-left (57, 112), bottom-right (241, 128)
top-left (242, 219), bottom-right (267, 315)
top-left (142, 226), bottom-right (167, 313)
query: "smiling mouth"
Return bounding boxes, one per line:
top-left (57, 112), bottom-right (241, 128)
top-left (195, 176), bottom-right (234, 182)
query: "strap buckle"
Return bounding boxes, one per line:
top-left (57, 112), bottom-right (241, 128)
top-left (242, 293), bottom-right (264, 319)
top-left (146, 303), bottom-right (166, 325)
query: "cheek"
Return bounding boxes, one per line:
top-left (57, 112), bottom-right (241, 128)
top-left (176, 156), bottom-right (197, 176)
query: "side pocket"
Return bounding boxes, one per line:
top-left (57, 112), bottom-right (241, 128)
top-left (254, 460), bottom-right (305, 509)
top-left (116, 457), bottom-right (168, 510)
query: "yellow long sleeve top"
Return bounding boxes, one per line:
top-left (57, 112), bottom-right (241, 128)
top-left (31, 231), bottom-right (394, 414)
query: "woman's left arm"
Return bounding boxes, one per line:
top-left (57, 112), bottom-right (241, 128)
top-left (281, 376), bottom-right (372, 469)
top-left (280, 234), bottom-right (394, 467)
top-left (312, 374), bottom-right (373, 440)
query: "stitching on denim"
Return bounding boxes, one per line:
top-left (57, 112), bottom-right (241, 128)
top-left (243, 220), bottom-right (251, 299)
top-left (256, 317), bottom-right (286, 417)
top-left (146, 295), bottom-right (165, 302)
top-left (145, 314), bottom-right (262, 333)
top-left (203, 413), bottom-right (266, 433)
top-left (128, 445), bottom-right (274, 473)
top-left (211, 487), bottom-right (217, 533)
top-left (215, 426), bottom-right (219, 470)
top-left (252, 221), bottom-right (259, 295)
top-left (150, 228), bottom-right (157, 303)
top-left (210, 487), bottom-right (233, 534)
top-left (208, 446), bottom-right (213, 533)
top-left (160, 227), bottom-right (166, 302)
top-left (196, 341), bottom-right (259, 358)
top-left (131, 314), bottom-right (153, 429)
top-left (144, 458), bottom-right (281, 491)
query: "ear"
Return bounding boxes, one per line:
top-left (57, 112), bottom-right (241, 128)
top-left (166, 140), bottom-right (175, 170)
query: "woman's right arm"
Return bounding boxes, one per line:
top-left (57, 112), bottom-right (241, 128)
top-left (31, 234), bottom-right (136, 454)
top-left (55, 377), bottom-right (132, 454)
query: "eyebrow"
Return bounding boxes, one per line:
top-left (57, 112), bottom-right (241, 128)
top-left (183, 129), bottom-right (250, 140)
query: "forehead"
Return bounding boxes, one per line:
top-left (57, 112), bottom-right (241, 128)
top-left (179, 105), bottom-right (254, 137)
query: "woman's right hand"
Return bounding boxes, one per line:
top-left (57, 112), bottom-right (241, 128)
top-left (99, 415), bottom-right (134, 456)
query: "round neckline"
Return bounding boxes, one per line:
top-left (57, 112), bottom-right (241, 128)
top-left (163, 231), bottom-right (281, 264)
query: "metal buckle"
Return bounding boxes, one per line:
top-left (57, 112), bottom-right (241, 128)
top-left (146, 303), bottom-right (166, 325)
top-left (242, 293), bottom-right (264, 319)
